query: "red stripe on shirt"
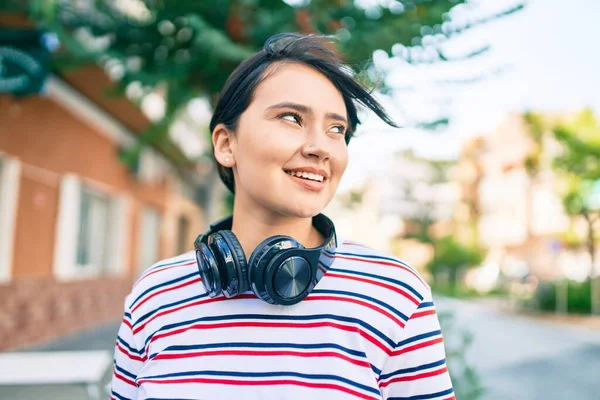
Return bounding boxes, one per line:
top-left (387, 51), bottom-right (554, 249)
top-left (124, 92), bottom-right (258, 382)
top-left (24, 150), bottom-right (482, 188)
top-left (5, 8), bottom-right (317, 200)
top-left (148, 321), bottom-right (391, 357)
top-left (122, 316), bottom-right (133, 330)
top-left (135, 261), bottom-right (196, 286)
top-left (153, 349), bottom-right (371, 370)
top-left (327, 272), bottom-right (420, 306)
top-left (342, 241), bottom-right (371, 249)
top-left (393, 338), bottom-right (444, 356)
top-left (304, 295), bottom-right (406, 327)
top-left (137, 377), bottom-right (378, 400)
top-left (410, 309), bottom-right (437, 319)
top-left (113, 370), bottom-right (136, 387)
top-left (117, 341), bottom-right (144, 362)
top-left (131, 277), bottom-right (201, 313)
top-left (133, 294), bottom-right (256, 335)
top-left (379, 366), bottom-right (449, 388)
top-left (323, 252), bottom-right (427, 287)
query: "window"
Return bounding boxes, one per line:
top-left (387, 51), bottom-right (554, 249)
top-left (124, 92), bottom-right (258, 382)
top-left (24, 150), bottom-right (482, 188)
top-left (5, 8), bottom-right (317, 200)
top-left (138, 206), bottom-right (161, 272)
top-left (76, 187), bottom-right (111, 270)
top-left (54, 174), bottom-right (130, 280)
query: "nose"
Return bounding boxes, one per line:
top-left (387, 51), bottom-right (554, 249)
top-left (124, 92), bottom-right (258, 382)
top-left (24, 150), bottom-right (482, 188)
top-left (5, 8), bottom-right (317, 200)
top-left (301, 132), bottom-right (331, 161)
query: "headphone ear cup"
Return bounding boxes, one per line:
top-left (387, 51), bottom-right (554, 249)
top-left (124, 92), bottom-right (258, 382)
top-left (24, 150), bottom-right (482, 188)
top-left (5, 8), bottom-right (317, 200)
top-left (218, 230), bottom-right (249, 295)
top-left (248, 235), bottom-right (296, 304)
top-left (195, 240), bottom-right (223, 298)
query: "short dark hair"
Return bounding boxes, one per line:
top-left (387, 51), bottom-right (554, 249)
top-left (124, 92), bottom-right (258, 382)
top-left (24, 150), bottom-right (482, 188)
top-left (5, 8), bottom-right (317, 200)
top-left (209, 32), bottom-right (398, 194)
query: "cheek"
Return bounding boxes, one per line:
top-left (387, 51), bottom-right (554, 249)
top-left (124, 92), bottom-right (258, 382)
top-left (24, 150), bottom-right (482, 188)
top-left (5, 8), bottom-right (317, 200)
top-left (236, 128), bottom-right (293, 174)
top-left (333, 147), bottom-right (349, 178)
top-left (249, 129), bottom-right (299, 165)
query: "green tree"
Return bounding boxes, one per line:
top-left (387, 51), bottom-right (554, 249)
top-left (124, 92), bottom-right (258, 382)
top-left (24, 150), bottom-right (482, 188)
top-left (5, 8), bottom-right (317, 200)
top-left (552, 109), bottom-right (600, 180)
top-left (551, 109), bottom-right (600, 314)
top-left (522, 111), bottom-right (546, 176)
top-left (0, 0), bottom-right (524, 163)
top-left (426, 235), bottom-right (484, 290)
top-left (525, 109), bottom-right (600, 314)
top-left (522, 111), bottom-right (550, 254)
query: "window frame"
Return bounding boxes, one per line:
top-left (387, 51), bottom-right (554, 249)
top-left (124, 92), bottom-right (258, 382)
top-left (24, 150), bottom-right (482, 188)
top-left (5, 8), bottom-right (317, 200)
top-left (53, 174), bottom-right (131, 281)
top-left (0, 155), bottom-right (21, 283)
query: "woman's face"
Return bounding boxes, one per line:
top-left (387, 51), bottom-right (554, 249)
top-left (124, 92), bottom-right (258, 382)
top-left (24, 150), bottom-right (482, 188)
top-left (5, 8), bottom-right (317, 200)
top-left (216, 63), bottom-right (349, 219)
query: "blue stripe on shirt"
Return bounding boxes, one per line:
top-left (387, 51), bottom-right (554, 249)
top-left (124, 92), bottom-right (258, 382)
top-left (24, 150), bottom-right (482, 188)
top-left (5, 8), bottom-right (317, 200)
top-left (151, 341), bottom-right (367, 360)
top-left (144, 313), bottom-right (396, 350)
top-left (388, 388), bottom-right (454, 399)
top-left (379, 359), bottom-right (447, 380)
top-left (397, 330), bottom-right (442, 347)
top-left (312, 288), bottom-right (409, 321)
top-left (130, 272), bottom-right (198, 308)
top-left (328, 267), bottom-right (424, 300)
top-left (141, 369), bottom-right (382, 396)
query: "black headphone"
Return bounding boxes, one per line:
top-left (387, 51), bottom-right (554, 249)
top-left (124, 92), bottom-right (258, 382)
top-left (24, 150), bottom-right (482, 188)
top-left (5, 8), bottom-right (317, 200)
top-left (193, 214), bottom-right (336, 306)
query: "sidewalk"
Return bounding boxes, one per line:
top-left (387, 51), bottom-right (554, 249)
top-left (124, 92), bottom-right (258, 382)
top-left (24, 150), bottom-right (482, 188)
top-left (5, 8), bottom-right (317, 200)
top-left (476, 296), bottom-right (600, 332)
top-left (26, 319), bottom-right (121, 352)
top-left (0, 320), bottom-right (120, 400)
top-left (517, 309), bottom-right (600, 331)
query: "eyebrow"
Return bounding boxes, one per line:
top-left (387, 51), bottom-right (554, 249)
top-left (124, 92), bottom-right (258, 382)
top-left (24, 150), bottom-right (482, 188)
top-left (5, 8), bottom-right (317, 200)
top-left (266, 101), bottom-right (348, 125)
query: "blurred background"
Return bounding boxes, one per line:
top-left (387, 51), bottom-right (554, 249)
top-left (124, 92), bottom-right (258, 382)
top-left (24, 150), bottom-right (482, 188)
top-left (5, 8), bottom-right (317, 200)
top-left (0, 0), bottom-right (599, 399)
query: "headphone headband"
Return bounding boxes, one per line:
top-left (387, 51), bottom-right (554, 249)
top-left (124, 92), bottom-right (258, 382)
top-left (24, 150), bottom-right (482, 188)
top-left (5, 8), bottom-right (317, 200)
top-left (194, 214), bottom-right (337, 306)
top-left (197, 214), bottom-right (337, 250)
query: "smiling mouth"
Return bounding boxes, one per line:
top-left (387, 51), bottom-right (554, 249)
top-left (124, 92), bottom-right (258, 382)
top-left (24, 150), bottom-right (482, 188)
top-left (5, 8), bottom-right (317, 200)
top-left (284, 170), bottom-right (326, 182)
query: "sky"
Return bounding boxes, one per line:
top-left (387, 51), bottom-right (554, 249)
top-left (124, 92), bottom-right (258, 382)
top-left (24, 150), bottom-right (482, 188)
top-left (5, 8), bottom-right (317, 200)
top-left (338, 0), bottom-right (600, 193)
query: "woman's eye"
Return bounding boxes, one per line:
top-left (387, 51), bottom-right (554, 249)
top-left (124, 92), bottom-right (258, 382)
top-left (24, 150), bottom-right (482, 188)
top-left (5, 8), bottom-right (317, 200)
top-left (330, 125), bottom-right (347, 135)
top-left (280, 112), bottom-right (302, 124)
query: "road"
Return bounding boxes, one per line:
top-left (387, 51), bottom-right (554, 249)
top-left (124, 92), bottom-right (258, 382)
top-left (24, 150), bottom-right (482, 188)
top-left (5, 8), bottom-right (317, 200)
top-left (1, 297), bottom-right (598, 399)
top-left (435, 296), bottom-right (600, 400)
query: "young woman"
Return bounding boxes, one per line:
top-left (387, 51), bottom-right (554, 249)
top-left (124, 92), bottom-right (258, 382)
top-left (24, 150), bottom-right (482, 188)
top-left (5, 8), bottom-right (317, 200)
top-left (111, 33), bottom-right (454, 400)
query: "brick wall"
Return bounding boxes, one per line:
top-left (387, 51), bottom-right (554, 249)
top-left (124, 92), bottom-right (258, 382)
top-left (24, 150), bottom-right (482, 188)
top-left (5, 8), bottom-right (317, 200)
top-left (0, 277), bottom-right (132, 351)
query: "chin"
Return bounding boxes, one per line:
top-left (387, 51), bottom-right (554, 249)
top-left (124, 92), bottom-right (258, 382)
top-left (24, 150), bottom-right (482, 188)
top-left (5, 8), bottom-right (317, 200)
top-left (282, 199), bottom-right (331, 219)
top-left (290, 208), bottom-right (322, 219)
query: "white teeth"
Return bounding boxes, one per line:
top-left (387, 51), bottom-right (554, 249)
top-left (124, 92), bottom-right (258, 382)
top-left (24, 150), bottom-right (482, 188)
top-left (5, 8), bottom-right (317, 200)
top-left (286, 170), bottom-right (324, 182)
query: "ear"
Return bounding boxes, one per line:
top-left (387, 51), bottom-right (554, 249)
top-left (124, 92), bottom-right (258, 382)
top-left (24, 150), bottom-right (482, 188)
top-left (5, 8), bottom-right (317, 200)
top-left (212, 123), bottom-right (236, 168)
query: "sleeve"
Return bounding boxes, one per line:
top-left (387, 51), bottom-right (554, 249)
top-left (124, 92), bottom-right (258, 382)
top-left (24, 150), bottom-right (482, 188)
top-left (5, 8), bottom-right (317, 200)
top-left (110, 298), bottom-right (144, 400)
top-left (378, 292), bottom-right (455, 400)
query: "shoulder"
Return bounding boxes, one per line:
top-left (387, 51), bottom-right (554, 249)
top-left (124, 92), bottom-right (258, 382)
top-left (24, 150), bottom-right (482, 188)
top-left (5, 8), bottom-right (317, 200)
top-left (124, 251), bottom-right (200, 313)
top-left (332, 238), bottom-right (432, 303)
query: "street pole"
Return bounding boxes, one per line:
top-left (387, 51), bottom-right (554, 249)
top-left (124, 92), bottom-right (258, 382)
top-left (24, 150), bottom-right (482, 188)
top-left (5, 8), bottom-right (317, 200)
top-left (556, 278), bottom-right (568, 315)
top-left (586, 184), bottom-right (600, 314)
top-left (592, 264), bottom-right (600, 315)
top-left (552, 240), bottom-right (568, 315)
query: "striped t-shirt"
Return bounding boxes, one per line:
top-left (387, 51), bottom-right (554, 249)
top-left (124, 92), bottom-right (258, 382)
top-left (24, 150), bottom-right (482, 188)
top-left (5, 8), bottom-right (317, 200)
top-left (110, 239), bottom-right (454, 400)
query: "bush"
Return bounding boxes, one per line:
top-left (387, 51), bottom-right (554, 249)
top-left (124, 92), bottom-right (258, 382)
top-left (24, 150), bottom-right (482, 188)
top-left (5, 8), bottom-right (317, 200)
top-left (432, 283), bottom-right (508, 299)
top-left (431, 283), bottom-right (481, 298)
top-left (531, 279), bottom-right (592, 314)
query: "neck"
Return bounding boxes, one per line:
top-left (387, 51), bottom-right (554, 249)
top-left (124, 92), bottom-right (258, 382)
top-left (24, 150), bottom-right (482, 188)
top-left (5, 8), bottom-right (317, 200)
top-left (230, 201), bottom-right (323, 261)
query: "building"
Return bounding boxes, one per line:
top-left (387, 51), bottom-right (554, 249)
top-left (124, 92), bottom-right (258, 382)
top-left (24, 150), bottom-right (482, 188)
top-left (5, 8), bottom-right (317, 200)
top-left (454, 114), bottom-right (574, 282)
top-left (0, 17), bottom-right (214, 350)
top-left (324, 150), bottom-right (461, 271)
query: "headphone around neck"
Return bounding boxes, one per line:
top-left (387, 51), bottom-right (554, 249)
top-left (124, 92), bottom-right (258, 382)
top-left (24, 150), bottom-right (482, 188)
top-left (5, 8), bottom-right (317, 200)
top-left (194, 214), bottom-right (336, 306)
